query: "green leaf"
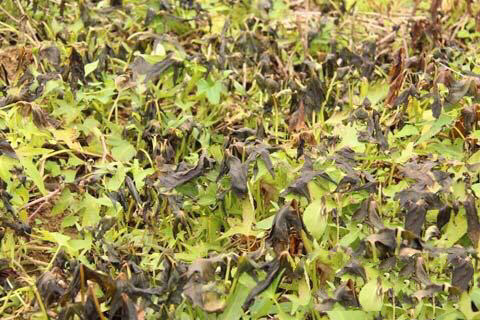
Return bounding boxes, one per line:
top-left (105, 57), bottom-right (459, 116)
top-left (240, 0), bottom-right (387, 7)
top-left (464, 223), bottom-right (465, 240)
top-left (358, 279), bottom-right (383, 312)
top-left (327, 310), bottom-right (368, 320)
top-left (111, 141), bottom-right (136, 162)
top-left (335, 124), bottom-right (365, 153)
top-left (106, 163), bottom-right (126, 191)
top-left (80, 193), bottom-right (101, 227)
top-left (472, 183), bottom-right (480, 198)
top-left (303, 199), bottom-right (327, 240)
top-left (19, 156), bottom-right (47, 196)
top-left (197, 79), bottom-right (223, 104)
top-left (416, 114), bottom-right (454, 145)
top-left (84, 60), bottom-right (99, 77)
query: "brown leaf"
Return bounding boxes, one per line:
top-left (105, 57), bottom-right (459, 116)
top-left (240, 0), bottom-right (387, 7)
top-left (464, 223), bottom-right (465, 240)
top-left (451, 256), bottom-right (474, 292)
top-left (158, 153), bottom-right (214, 190)
top-left (288, 99), bottom-right (306, 132)
top-left (386, 47), bottom-right (406, 106)
top-left (465, 194), bottom-right (480, 247)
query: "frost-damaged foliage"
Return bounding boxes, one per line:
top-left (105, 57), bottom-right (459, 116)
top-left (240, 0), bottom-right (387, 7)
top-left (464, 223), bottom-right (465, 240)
top-left (2, 0), bottom-right (480, 319)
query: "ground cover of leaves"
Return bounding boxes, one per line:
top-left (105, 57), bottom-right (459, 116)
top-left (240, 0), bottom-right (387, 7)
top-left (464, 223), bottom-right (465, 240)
top-left (0, 0), bottom-right (480, 319)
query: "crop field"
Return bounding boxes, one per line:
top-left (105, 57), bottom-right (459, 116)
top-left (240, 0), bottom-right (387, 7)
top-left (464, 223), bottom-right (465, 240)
top-left (0, 0), bottom-right (480, 319)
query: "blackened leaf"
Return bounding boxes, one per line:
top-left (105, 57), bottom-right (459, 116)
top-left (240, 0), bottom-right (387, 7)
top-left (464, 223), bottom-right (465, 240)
top-left (242, 257), bottom-right (285, 310)
top-left (229, 127), bottom-right (257, 141)
top-left (394, 187), bottom-right (442, 211)
top-left (68, 48), bottom-right (85, 90)
top-left (159, 153), bottom-right (213, 189)
top-left (36, 268), bottom-right (66, 307)
top-left (131, 55), bottom-right (176, 84)
top-left (280, 156), bottom-right (336, 201)
top-left (125, 175), bottom-right (142, 205)
top-left (437, 205), bottom-right (452, 230)
top-left (337, 259), bottom-right (367, 282)
top-left (296, 136), bottom-right (305, 160)
top-left (39, 46), bottom-right (61, 66)
top-left (107, 190), bottom-right (128, 212)
top-left (414, 257), bottom-right (431, 285)
top-left (186, 255), bottom-right (227, 282)
top-left (1, 190), bottom-right (15, 214)
top-left (414, 284), bottom-right (444, 300)
top-left (267, 203), bottom-right (304, 253)
top-left (431, 84), bottom-right (443, 119)
top-left (451, 256), bottom-right (474, 292)
top-left (465, 194), bottom-right (480, 247)
top-left (62, 264), bottom-right (116, 303)
top-left (372, 110), bottom-right (388, 150)
top-left (352, 198), bottom-right (384, 229)
top-left (227, 154), bottom-right (248, 196)
top-left (245, 143), bottom-right (276, 179)
top-left (404, 200), bottom-right (427, 236)
top-left (333, 279), bottom-right (360, 308)
top-left (0, 218), bottom-right (31, 237)
top-left (446, 78), bottom-right (475, 105)
top-left (366, 228), bottom-right (397, 258)
top-left (0, 139), bottom-right (18, 159)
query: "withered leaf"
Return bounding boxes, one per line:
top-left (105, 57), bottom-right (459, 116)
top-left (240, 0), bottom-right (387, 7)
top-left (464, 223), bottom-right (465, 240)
top-left (404, 200), bottom-right (427, 236)
top-left (226, 154), bottom-right (248, 196)
top-left (333, 279), bottom-right (360, 308)
top-left (451, 256), bottom-right (473, 292)
top-left (414, 257), bottom-right (431, 285)
top-left (0, 139), bottom-right (17, 159)
top-left (267, 203), bottom-right (304, 253)
top-left (336, 259), bottom-right (367, 282)
top-left (131, 55), bottom-right (176, 84)
top-left (437, 205), bottom-right (452, 230)
top-left (68, 48), bottom-right (85, 90)
top-left (464, 194), bottom-right (480, 247)
top-left (158, 153), bottom-right (213, 189)
top-left (386, 47), bottom-right (406, 106)
top-left (186, 255), bottom-right (227, 282)
top-left (431, 84), bottom-right (443, 119)
top-left (242, 256), bottom-right (286, 310)
top-left (445, 77), bottom-right (478, 105)
top-left (36, 268), bottom-right (66, 307)
top-left (366, 228), bottom-right (397, 258)
top-left (414, 284), bottom-right (444, 301)
top-left (394, 188), bottom-right (442, 211)
top-left (352, 197), bottom-right (384, 229)
top-left (39, 46), bottom-right (61, 66)
top-left (280, 156), bottom-right (336, 201)
top-left (125, 175), bottom-right (142, 205)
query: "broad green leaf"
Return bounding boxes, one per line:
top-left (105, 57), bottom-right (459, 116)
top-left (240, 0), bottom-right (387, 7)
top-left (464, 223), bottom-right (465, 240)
top-left (197, 79), bottom-right (223, 104)
top-left (327, 310), bottom-right (368, 320)
top-left (111, 141), bottom-right (136, 162)
top-left (358, 279), bottom-right (383, 312)
top-left (303, 199), bottom-right (327, 240)
top-left (334, 124), bottom-right (365, 153)
top-left (106, 163), bottom-right (126, 191)
top-left (472, 183), bottom-right (480, 198)
top-left (416, 114), bottom-right (454, 145)
top-left (395, 125), bottom-right (419, 138)
top-left (19, 156), bottom-right (47, 196)
top-left (80, 193), bottom-right (101, 227)
top-left (84, 60), bottom-right (99, 77)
